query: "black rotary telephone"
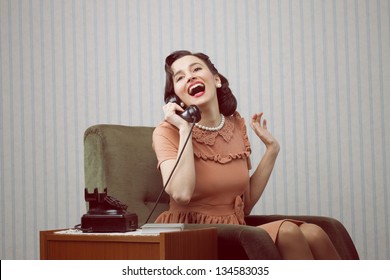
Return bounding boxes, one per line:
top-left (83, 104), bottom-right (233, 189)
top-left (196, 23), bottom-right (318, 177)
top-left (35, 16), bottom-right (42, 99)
top-left (165, 95), bottom-right (201, 123)
top-left (80, 188), bottom-right (138, 232)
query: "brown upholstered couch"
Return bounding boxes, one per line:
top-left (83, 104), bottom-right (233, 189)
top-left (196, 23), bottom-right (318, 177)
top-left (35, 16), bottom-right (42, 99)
top-left (84, 124), bottom-right (359, 260)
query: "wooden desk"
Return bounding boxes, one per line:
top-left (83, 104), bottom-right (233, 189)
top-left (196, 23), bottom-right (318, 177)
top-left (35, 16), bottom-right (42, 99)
top-left (40, 228), bottom-right (218, 260)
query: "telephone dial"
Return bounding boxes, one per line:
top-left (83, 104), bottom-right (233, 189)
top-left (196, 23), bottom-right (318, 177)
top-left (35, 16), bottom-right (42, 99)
top-left (80, 188), bottom-right (138, 232)
top-left (165, 95), bottom-right (201, 123)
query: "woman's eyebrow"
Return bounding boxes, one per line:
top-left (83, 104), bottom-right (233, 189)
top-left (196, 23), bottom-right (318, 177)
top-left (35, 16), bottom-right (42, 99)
top-left (173, 70), bottom-right (184, 79)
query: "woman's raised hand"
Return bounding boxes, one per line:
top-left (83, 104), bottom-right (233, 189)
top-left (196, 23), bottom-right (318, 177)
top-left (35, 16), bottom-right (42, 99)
top-left (250, 112), bottom-right (280, 152)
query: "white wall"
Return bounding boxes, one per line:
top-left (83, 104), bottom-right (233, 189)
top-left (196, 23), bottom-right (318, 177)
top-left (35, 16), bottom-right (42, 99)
top-left (0, 0), bottom-right (389, 260)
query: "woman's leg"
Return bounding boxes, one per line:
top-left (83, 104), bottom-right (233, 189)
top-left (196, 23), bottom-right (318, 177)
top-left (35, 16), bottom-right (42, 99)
top-left (275, 221), bottom-right (314, 260)
top-left (299, 223), bottom-right (341, 260)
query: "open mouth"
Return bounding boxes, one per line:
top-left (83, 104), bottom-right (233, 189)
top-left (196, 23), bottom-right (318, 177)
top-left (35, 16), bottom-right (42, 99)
top-left (188, 83), bottom-right (205, 96)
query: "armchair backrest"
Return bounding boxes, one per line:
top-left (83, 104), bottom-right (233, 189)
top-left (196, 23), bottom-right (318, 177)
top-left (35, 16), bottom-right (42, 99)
top-left (84, 125), bottom-right (169, 224)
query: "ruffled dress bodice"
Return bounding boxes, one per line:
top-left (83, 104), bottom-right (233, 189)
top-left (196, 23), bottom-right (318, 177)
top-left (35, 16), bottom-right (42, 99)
top-left (152, 112), bottom-right (251, 225)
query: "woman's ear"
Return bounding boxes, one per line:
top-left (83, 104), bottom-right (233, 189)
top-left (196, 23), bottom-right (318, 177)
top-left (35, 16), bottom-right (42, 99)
top-left (215, 75), bottom-right (222, 88)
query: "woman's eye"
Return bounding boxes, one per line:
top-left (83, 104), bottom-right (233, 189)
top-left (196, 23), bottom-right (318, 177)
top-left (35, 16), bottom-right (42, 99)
top-left (175, 76), bottom-right (184, 82)
top-left (194, 67), bottom-right (202, 72)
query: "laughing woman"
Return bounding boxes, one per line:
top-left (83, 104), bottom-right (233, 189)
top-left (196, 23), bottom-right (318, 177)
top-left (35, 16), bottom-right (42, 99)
top-left (152, 50), bottom-right (341, 260)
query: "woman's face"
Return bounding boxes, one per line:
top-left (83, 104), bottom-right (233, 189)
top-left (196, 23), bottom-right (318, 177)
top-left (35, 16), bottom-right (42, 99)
top-left (170, 55), bottom-right (221, 107)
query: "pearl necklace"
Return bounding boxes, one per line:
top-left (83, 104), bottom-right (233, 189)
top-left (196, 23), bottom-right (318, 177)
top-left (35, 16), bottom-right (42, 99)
top-left (195, 114), bottom-right (225, 131)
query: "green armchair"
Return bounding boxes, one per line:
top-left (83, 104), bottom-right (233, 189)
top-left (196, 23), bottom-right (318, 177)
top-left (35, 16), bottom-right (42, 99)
top-left (84, 124), bottom-right (359, 260)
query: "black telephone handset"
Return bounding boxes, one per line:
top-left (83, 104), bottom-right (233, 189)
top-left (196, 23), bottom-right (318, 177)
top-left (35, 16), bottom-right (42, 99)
top-left (84, 188), bottom-right (128, 215)
top-left (165, 95), bottom-right (201, 123)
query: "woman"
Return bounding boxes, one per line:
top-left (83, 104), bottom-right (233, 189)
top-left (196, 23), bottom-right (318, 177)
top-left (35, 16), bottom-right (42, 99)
top-left (152, 50), bottom-right (340, 259)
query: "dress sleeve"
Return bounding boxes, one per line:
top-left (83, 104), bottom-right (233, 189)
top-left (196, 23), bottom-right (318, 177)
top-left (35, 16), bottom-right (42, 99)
top-left (152, 122), bottom-right (180, 169)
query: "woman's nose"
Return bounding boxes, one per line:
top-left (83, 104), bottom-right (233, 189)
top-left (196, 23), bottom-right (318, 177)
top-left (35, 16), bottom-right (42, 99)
top-left (187, 76), bottom-right (196, 83)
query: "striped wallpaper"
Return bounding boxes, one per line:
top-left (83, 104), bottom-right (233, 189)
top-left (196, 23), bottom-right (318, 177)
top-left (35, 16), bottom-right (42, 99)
top-left (0, 0), bottom-right (389, 259)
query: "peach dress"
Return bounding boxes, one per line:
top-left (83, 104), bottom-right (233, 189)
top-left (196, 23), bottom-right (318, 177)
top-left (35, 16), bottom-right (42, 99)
top-left (152, 112), bottom-right (298, 242)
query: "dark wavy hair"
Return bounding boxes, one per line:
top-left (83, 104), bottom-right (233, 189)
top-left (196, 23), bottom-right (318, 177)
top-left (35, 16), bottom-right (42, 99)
top-left (164, 50), bottom-right (237, 116)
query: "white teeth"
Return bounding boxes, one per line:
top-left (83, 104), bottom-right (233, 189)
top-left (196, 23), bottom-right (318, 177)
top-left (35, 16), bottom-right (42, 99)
top-left (189, 84), bottom-right (204, 91)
